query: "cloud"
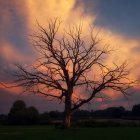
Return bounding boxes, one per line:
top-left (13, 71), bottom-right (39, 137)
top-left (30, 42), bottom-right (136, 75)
top-left (0, 0), bottom-right (140, 111)
top-left (25, 0), bottom-right (95, 35)
top-left (0, 0), bottom-right (32, 55)
top-left (75, 0), bottom-right (140, 39)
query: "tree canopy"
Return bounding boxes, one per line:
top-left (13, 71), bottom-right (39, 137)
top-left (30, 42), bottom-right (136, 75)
top-left (2, 18), bottom-right (135, 128)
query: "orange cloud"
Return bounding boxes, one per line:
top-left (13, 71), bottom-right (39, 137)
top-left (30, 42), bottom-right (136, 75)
top-left (0, 83), bottom-right (23, 95)
top-left (0, 42), bottom-right (24, 62)
top-left (25, 0), bottom-right (140, 76)
top-left (1, 0), bottom-right (140, 104)
top-left (26, 0), bottom-right (95, 34)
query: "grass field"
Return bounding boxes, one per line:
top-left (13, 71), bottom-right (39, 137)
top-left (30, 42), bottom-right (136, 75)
top-left (0, 125), bottom-right (140, 140)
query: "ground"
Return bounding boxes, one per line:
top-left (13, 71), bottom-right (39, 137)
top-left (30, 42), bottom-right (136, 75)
top-left (0, 126), bottom-right (140, 140)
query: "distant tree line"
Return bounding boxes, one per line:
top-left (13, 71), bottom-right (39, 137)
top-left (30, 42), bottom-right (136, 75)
top-left (1, 100), bottom-right (140, 125)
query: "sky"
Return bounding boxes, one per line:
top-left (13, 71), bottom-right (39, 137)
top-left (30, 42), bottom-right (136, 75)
top-left (0, 0), bottom-right (140, 114)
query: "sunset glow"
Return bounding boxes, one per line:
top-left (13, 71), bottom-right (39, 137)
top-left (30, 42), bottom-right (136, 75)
top-left (0, 0), bottom-right (140, 114)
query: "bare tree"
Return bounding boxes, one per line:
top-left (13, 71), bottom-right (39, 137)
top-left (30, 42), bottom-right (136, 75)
top-left (5, 19), bottom-right (135, 128)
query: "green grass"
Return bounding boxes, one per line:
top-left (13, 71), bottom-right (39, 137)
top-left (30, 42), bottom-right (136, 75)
top-left (0, 125), bottom-right (140, 140)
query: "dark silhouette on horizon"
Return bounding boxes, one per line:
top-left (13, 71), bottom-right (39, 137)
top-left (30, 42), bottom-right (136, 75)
top-left (1, 100), bottom-right (140, 127)
top-left (8, 100), bottom-right (39, 125)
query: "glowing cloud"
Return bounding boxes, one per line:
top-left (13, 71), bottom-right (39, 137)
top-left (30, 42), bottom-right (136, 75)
top-left (1, 0), bottom-right (140, 109)
top-left (25, 0), bottom-right (140, 77)
top-left (26, 0), bottom-right (95, 32)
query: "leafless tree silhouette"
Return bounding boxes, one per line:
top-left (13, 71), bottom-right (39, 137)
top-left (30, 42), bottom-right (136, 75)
top-left (4, 18), bottom-right (135, 128)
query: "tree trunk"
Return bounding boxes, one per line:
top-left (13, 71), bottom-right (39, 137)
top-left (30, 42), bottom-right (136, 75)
top-left (63, 94), bottom-right (72, 129)
top-left (63, 110), bottom-right (71, 129)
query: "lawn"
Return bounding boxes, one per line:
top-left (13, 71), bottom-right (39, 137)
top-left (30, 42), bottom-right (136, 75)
top-left (0, 125), bottom-right (140, 140)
